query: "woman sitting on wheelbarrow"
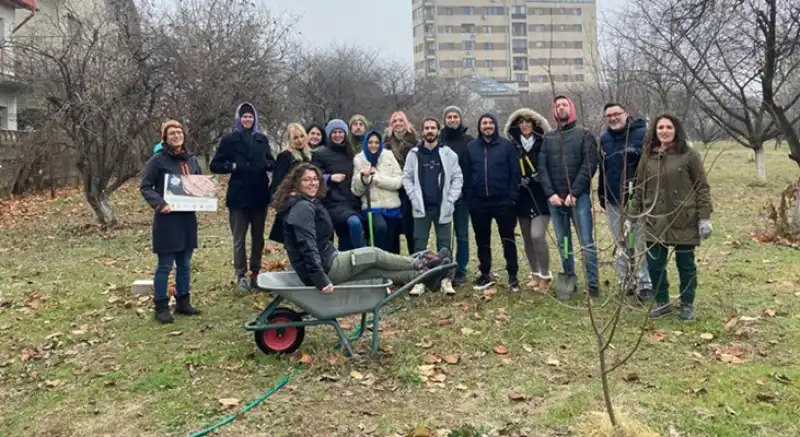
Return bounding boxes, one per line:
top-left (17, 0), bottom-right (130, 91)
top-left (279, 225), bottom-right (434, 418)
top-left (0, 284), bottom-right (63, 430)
top-left (272, 163), bottom-right (454, 293)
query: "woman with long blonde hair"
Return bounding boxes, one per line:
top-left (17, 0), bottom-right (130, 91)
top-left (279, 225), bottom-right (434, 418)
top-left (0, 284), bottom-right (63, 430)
top-left (383, 111), bottom-right (418, 254)
top-left (268, 123), bottom-right (313, 243)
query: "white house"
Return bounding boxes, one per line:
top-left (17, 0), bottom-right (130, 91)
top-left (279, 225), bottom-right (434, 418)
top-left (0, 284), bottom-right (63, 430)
top-left (0, 0), bottom-right (35, 130)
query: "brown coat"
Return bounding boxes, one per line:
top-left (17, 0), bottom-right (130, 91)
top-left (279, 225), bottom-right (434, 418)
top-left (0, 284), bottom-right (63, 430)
top-left (383, 129), bottom-right (418, 168)
top-left (632, 141), bottom-right (713, 245)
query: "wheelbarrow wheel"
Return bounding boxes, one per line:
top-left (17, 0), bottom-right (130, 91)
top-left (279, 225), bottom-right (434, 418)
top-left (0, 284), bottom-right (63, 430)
top-left (254, 308), bottom-right (305, 355)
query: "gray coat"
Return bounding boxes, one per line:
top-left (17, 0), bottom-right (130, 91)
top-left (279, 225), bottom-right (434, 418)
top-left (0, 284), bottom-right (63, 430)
top-left (402, 143), bottom-right (463, 224)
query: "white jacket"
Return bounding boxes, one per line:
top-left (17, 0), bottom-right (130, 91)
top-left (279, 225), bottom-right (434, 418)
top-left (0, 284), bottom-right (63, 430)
top-left (351, 149), bottom-right (403, 210)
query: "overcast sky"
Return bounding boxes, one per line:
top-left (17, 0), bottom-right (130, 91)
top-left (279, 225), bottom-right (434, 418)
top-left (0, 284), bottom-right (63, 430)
top-left (266, 0), bottom-right (629, 65)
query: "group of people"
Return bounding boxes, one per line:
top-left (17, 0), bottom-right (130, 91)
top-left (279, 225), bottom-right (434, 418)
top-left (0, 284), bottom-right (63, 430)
top-left (139, 96), bottom-right (713, 325)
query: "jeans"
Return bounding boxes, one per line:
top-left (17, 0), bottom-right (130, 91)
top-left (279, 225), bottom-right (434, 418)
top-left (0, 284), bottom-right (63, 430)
top-left (606, 204), bottom-right (652, 291)
top-left (336, 214), bottom-right (366, 251)
top-left (229, 208), bottom-right (266, 277)
top-left (154, 249), bottom-right (193, 301)
top-left (452, 198), bottom-right (470, 275)
top-left (549, 193), bottom-right (598, 288)
top-left (367, 213), bottom-right (400, 253)
top-left (397, 189), bottom-right (415, 255)
top-left (648, 244), bottom-right (697, 305)
top-left (470, 198), bottom-right (518, 277)
top-left (519, 215), bottom-right (551, 279)
top-left (413, 206), bottom-right (452, 254)
top-left (326, 247), bottom-right (420, 286)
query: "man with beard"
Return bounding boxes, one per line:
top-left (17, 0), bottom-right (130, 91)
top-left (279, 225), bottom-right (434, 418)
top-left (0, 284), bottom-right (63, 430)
top-left (403, 118), bottom-right (463, 295)
top-left (538, 95), bottom-right (599, 299)
top-left (348, 114), bottom-right (369, 156)
top-left (440, 105), bottom-right (474, 286)
top-left (462, 113), bottom-right (521, 292)
top-left (598, 103), bottom-right (652, 300)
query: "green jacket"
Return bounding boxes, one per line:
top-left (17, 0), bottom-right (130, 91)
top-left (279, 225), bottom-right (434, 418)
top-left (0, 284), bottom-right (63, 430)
top-left (632, 141), bottom-right (712, 245)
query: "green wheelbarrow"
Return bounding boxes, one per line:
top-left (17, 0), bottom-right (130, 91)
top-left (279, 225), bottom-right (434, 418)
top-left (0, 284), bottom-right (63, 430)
top-left (245, 262), bottom-right (456, 357)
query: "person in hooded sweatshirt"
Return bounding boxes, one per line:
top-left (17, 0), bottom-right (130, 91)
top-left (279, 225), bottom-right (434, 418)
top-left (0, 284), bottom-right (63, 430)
top-left (463, 113), bottom-right (521, 292)
top-left (306, 123), bottom-right (327, 152)
top-left (272, 163), bottom-right (454, 294)
top-left (538, 95), bottom-right (600, 299)
top-left (140, 120), bottom-right (202, 324)
top-left (268, 123), bottom-right (312, 244)
top-left (351, 130), bottom-right (403, 252)
top-left (504, 108), bottom-right (553, 293)
top-left (440, 105), bottom-right (475, 286)
top-left (347, 114), bottom-right (370, 156)
top-left (403, 118), bottom-right (463, 296)
top-left (384, 111), bottom-right (419, 254)
top-left (312, 119), bottom-right (365, 251)
top-left (210, 102), bottom-right (276, 292)
top-left (598, 103), bottom-right (653, 300)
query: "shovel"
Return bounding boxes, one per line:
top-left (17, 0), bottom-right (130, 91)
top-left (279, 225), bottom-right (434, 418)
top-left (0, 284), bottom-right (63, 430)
top-left (555, 233), bottom-right (576, 300)
top-left (362, 173), bottom-right (375, 247)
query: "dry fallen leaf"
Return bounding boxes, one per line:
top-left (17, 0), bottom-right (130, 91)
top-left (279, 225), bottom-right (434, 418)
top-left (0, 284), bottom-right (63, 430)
top-left (431, 374), bottom-right (447, 382)
top-left (418, 365), bottom-right (436, 377)
top-left (723, 316), bottom-right (739, 331)
top-left (508, 393), bottom-right (528, 402)
top-left (424, 353), bottom-right (440, 364)
top-left (415, 338), bottom-right (434, 349)
top-left (455, 384), bottom-right (468, 391)
top-left (718, 354), bottom-right (744, 365)
top-left (493, 345), bottom-right (509, 355)
top-left (438, 316), bottom-right (454, 326)
top-left (298, 352), bottom-right (312, 364)
top-left (651, 330), bottom-right (666, 341)
top-left (546, 357), bottom-right (561, 367)
top-left (460, 327), bottom-right (475, 336)
top-left (350, 371), bottom-right (364, 380)
top-left (622, 373), bottom-right (639, 382)
top-left (699, 333), bottom-right (714, 341)
top-left (218, 398), bottom-right (241, 409)
top-left (763, 308), bottom-right (777, 317)
top-left (169, 331), bottom-right (184, 336)
top-left (443, 355), bottom-right (460, 364)
top-left (523, 344), bottom-right (533, 353)
top-left (44, 379), bottom-right (64, 388)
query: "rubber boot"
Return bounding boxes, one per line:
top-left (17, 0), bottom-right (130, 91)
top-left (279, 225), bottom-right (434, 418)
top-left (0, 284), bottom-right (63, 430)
top-left (174, 294), bottom-right (201, 316)
top-left (154, 298), bottom-right (173, 324)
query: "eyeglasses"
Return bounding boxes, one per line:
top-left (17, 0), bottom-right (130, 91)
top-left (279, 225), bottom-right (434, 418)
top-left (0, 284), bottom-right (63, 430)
top-left (300, 177), bottom-right (319, 183)
top-left (604, 112), bottom-right (624, 119)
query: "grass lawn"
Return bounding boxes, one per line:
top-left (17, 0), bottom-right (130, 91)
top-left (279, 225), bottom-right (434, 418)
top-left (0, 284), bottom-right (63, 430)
top-left (1, 144), bottom-right (799, 437)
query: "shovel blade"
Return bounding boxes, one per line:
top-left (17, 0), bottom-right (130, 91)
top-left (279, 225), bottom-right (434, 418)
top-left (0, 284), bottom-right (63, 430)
top-left (555, 273), bottom-right (576, 301)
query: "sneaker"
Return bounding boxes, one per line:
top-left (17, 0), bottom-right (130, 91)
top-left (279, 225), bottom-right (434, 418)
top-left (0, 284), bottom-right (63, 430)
top-left (452, 270), bottom-right (467, 286)
top-left (648, 302), bottom-right (673, 318)
top-left (637, 288), bottom-right (655, 301)
top-left (679, 304), bottom-right (695, 321)
top-left (473, 273), bottom-right (495, 291)
top-left (250, 273), bottom-right (260, 290)
top-left (409, 283), bottom-right (426, 296)
top-left (441, 278), bottom-right (456, 295)
top-left (236, 276), bottom-right (250, 293)
top-left (509, 276), bottom-right (520, 292)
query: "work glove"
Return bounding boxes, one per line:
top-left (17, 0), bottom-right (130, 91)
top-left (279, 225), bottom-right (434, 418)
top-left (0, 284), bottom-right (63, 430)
top-left (520, 176), bottom-right (530, 187)
top-left (699, 219), bottom-right (712, 240)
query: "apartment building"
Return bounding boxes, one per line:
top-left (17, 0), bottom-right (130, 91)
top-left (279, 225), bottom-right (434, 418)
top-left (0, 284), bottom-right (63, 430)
top-left (412, 0), bottom-right (598, 93)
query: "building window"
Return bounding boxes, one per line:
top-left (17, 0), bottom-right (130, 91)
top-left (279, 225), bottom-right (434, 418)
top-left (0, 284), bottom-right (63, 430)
top-left (440, 43), bottom-right (455, 50)
top-left (463, 40), bottom-right (475, 51)
top-left (460, 6), bottom-right (475, 15)
top-left (512, 5), bottom-right (526, 15)
top-left (513, 57), bottom-right (528, 70)
top-left (575, 74), bottom-right (585, 82)
top-left (484, 7), bottom-right (504, 15)
top-left (413, 24), bottom-right (423, 37)
top-left (440, 7), bottom-right (453, 15)
top-left (557, 24), bottom-right (566, 32)
top-left (483, 42), bottom-right (495, 50)
top-left (572, 24), bottom-right (583, 32)
top-left (464, 58), bottom-right (475, 68)
top-left (532, 8), bottom-right (546, 15)
top-left (573, 41), bottom-right (583, 49)
top-left (531, 24), bottom-right (546, 32)
top-left (534, 41), bottom-right (545, 48)
top-left (485, 60), bottom-right (495, 68)
top-left (535, 75), bottom-right (547, 83)
top-left (574, 58), bottom-right (584, 65)
top-left (440, 25), bottom-right (453, 33)
top-left (515, 73), bottom-right (529, 82)
top-left (512, 23), bottom-right (527, 37)
top-left (462, 23), bottom-right (476, 33)
top-left (574, 8), bottom-right (582, 15)
top-left (441, 60), bottom-right (455, 68)
top-left (483, 25), bottom-right (492, 33)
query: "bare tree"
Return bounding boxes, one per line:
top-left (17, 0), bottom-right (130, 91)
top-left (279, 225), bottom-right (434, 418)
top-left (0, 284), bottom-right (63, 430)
top-left (158, 0), bottom-right (298, 162)
top-left (615, 0), bottom-right (800, 179)
top-left (13, 0), bottom-right (161, 225)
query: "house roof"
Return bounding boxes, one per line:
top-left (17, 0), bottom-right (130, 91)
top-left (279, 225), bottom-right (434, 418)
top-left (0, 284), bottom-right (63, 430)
top-left (463, 76), bottom-right (519, 97)
top-left (0, 0), bottom-right (36, 11)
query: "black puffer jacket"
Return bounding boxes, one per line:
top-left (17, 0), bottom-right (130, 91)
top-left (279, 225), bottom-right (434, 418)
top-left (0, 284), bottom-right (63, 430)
top-left (311, 140), bottom-right (361, 225)
top-left (504, 108), bottom-right (552, 217)
top-left (463, 113), bottom-right (521, 203)
top-left (281, 194), bottom-right (336, 290)
top-left (539, 121), bottom-right (599, 199)
top-left (441, 125), bottom-right (474, 196)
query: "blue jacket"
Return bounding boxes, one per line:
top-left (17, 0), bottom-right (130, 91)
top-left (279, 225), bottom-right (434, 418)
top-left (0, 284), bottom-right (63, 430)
top-left (598, 118), bottom-right (646, 207)
top-left (463, 113), bottom-right (521, 203)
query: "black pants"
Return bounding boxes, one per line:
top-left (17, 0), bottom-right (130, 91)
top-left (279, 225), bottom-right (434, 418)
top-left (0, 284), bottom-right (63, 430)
top-left (229, 208), bottom-right (267, 277)
top-left (368, 214), bottom-right (401, 253)
top-left (392, 189), bottom-right (415, 255)
top-left (470, 198), bottom-right (518, 277)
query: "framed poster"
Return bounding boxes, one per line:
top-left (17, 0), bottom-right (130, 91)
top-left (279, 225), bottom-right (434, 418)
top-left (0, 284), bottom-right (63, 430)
top-left (163, 174), bottom-right (219, 212)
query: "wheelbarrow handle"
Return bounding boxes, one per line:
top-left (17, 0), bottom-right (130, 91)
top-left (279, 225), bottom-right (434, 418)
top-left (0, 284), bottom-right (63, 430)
top-left (379, 262), bottom-right (457, 307)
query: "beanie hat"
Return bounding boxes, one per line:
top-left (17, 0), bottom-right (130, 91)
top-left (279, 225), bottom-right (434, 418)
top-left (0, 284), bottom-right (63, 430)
top-left (238, 104), bottom-right (255, 117)
top-left (349, 114), bottom-right (369, 130)
top-left (443, 105), bottom-right (463, 120)
top-left (325, 119), bottom-right (348, 137)
top-left (161, 120), bottom-right (183, 143)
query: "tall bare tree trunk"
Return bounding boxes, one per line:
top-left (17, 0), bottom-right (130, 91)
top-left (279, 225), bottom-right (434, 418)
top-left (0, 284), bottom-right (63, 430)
top-left (754, 146), bottom-right (767, 181)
